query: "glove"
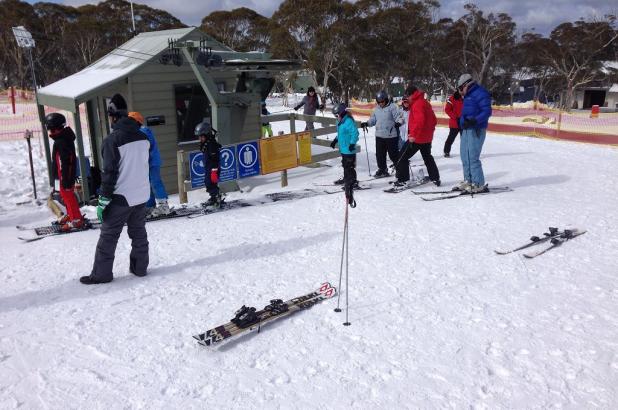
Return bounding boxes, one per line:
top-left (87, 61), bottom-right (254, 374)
top-left (319, 104), bottom-right (325, 110)
top-left (394, 122), bottom-right (401, 129)
top-left (348, 144), bottom-right (355, 152)
top-left (330, 138), bottom-right (338, 149)
top-left (96, 196), bottom-right (111, 223)
top-left (463, 117), bottom-right (476, 129)
top-left (293, 105), bottom-right (301, 111)
top-left (210, 168), bottom-right (219, 184)
top-left (360, 122), bottom-right (368, 130)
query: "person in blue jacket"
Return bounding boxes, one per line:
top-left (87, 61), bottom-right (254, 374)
top-left (128, 112), bottom-right (170, 216)
top-left (456, 74), bottom-right (492, 193)
top-left (329, 103), bottom-right (359, 206)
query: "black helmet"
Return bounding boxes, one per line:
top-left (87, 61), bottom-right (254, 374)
top-left (376, 90), bottom-right (388, 103)
top-left (194, 121), bottom-right (216, 136)
top-left (331, 103), bottom-right (347, 117)
top-left (107, 94), bottom-right (128, 118)
top-left (44, 112), bottom-right (66, 130)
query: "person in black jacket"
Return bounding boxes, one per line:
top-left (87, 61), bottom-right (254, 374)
top-left (44, 112), bottom-right (84, 231)
top-left (196, 121), bottom-right (223, 207)
top-left (81, 94), bottom-right (150, 285)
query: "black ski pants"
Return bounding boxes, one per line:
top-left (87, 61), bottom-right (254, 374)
top-left (395, 142), bottom-right (440, 182)
top-left (341, 153), bottom-right (357, 186)
top-left (91, 200), bottom-right (149, 282)
top-left (443, 128), bottom-right (460, 155)
top-left (375, 137), bottom-right (400, 172)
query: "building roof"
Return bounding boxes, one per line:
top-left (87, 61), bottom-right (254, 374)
top-left (37, 27), bottom-right (202, 111)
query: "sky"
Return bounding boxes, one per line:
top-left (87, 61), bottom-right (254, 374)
top-left (24, 0), bottom-right (617, 35)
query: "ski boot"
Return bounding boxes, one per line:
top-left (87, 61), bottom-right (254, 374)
top-left (60, 217), bottom-right (85, 232)
top-left (333, 177), bottom-right (345, 185)
top-left (231, 305), bottom-right (259, 328)
top-left (264, 299), bottom-right (289, 315)
top-left (202, 194), bottom-right (223, 209)
top-left (373, 168), bottom-right (389, 178)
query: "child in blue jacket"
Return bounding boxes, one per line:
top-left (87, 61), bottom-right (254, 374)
top-left (330, 103), bottom-right (359, 206)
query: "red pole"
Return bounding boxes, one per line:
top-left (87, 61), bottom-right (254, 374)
top-left (10, 86), bottom-right (16, 114)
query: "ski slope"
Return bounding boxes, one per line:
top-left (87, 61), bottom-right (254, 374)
top-left (1, 117), bottom-right (617, 409)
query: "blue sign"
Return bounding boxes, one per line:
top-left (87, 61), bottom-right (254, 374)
top-left (237, 141), bottom-right (260, 178)
top-left (219, 146), bottom-right (238, 182)
top-left (189, 152), bottom-right (205, 189)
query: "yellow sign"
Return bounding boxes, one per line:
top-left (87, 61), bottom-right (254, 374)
top-left (259, 133), bottom-right (298, 174)
top-left (296, 131), bottom-right (312, 165)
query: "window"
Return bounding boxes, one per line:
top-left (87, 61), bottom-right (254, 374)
top-left (174, 84), bottom-right (211, 143)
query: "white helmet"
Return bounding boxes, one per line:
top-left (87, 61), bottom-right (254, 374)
top-left (457, 73), bottom-right (473, 89)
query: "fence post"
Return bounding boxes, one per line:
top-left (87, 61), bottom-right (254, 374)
top-left (24, 130), bottom-right (37, 199)
top-left (10, 86), bottom-right (16, 115)
top-left (177, 150), bottom-right (188, 204)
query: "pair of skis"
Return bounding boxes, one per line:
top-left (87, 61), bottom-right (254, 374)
top-left (383, 177), bottom-right (432, 193)
top-left (411, 186), bottom-right (513, 200)
top-left (193, 282), bottom-right (336, 347)
top-left (494, 227), bottom-right (586, 258)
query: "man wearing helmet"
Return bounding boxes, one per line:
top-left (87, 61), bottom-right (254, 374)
top-left (195, 121), bottom-right (223, 207)
top-left (82, 94), bottom-right (150, 285)
top-left (360, 90), bottom-right (404, 178)
top-left (44, 112), bottom-right (84, 231)
top-left (456, 73), bottom-right (492, 193)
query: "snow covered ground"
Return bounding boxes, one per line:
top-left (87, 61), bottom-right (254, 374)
top-left (1, 118), bottom-right (617, 409)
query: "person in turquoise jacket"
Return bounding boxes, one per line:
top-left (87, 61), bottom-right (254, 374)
top-left (330, 103), bottom-right (359, 206)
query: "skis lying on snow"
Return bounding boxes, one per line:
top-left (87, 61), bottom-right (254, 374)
top-left (193, 282), bottom-right (337, 347)
top-left (523, 229), bottom-right (586, 259)
top-left (383, 177), bottom-right (431, 193)
top-left (418, 186), bottom-right (512, 201)
top-left (17, 219), bottom-right (100, 242)
top-left (495, 226), bottom-right (567, 255)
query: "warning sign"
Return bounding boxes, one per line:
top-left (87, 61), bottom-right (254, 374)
top-left (296, 131), bottom-right (312, 165)
top-left (259, 133), bottom-right (298, 174)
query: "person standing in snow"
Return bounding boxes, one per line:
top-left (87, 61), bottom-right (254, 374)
top-left (360, 90), bottom-right (403, 178)
top-left (82, 94), bottom-right (150, 285)
top-left (44, 112), bottom-right (85, 231)
top-left (329, 103), bottom-right (359, 206)
top-left (261, 101), bottom-right (273, 138)
top-left (294, 86), bottom-right (324, 131)
top-left (398, 98), bottom-right (410, 150)
top-left (196, 121), bottom-right (223, 207)
top-left (394, 85), bottom-right (441, 187)
top-left (443, 90), bottom-right (463, 157)
top-left (128, 111), bottom-right (171, 217)
top-left (456, 73), bottom-right (492, 193)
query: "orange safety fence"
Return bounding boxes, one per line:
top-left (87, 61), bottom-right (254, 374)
top-left (349, 99), bottom-right (618, 146)
top-left (0, 99), bottom-right (88, 141)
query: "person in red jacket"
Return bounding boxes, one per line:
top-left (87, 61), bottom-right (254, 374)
top-left (394, 85), bottom-right (440, 187)
top-left (45, 112), bottom-right (85, 231)
top-left (443, 90), bottom-right (463, 157)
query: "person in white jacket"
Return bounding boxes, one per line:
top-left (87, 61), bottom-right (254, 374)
top-left (361, 90), bottom-right (404, 178)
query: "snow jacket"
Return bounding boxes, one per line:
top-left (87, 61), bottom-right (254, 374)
top-left (50, 127), bottom-right (77, 189)
top-left (294, 94), bottom-right (321, 115)
top-left (444, 93), bottom-right (463, 129)
top-left (367, 101), bottom-right (404, 138)
top-left (459, 83), bottom-right (492, 129)
top-left (336, 114), bottom-right (359, 155)
top-left (200, 135), bottom-right (222, 170)
top-left (406, 90), bottom-right (437, 144)
top-left (398, 105), bottom-right (409, 145)
top-left (100, 117), bottom-right (150, 206)
top-left (139, 126), bottom-right (161, 168)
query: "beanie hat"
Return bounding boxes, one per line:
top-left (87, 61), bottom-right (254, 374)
top-left (108, 94), bottom-right (128, 117)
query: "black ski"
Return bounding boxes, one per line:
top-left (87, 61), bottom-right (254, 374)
top-left (384, 177), bottom-right (431, 193)
top-left (523, 230), bottom-right (586, 258)
top-left (494, 227), bottom-right (565, 255)
top-left (193, 282), bottom-right (337, 347)
top-left (420, 186), bottom-right (513, 201)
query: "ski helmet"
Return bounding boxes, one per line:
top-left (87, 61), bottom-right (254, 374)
top-left (44, 112), bottom-right (66, 130)
top-left (194, 121), bottom-right (215, 136)
top-left (107, 94), bottom-right (128, 118)
top-left (331, 103), bottom-right (347, 117)
top-left (457, 73), bottom-right (473, 90)
top-left (375, 90), bottom-right (389, 103)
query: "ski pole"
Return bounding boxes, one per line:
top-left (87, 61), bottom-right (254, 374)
top-left (335, 197), bottom-right (348, 314)
top-left (362, 127), bottom-right (371, 176)
top-left (343, 203), bottom-right (350, 326)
